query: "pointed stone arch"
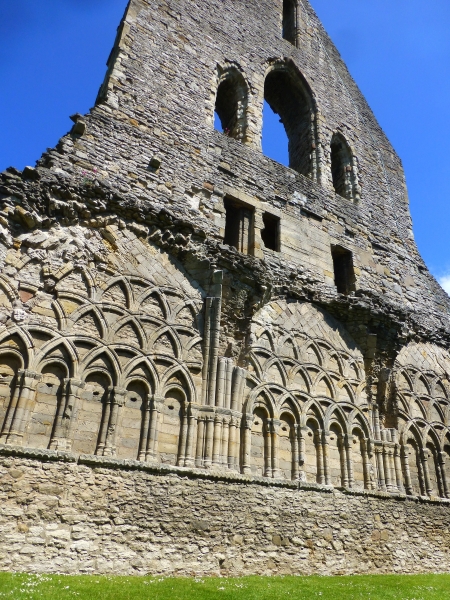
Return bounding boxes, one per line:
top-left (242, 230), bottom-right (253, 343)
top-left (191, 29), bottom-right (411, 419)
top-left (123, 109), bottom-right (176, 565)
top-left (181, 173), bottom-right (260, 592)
top-left (71, 306), bottom-right (107, 340)
top-left (56, 268), bottom-right (94, 299)
top-left (151, 329), bottom-right (181, 359)
top-left (112, 316), bottom-right (146, 349)
top-left (288, 366), bottom-right (311, 394)
top-left (80, 347), bottom-right (121, 387)
top-left (314, 374), bottom-right (335, 399)
top-left (101, 278), bottom-right (132, 309)
top-left (26, 361), bottom-right (68, 450)
top-left (138, 289), bottom-right (169, 321)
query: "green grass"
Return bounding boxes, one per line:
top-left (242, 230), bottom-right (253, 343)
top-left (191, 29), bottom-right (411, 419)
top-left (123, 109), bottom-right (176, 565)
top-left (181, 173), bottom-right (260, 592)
top-left (0, 573), bottom-right (450, 600)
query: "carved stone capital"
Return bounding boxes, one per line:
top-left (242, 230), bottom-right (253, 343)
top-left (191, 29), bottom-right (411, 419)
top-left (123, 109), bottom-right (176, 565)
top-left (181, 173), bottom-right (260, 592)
top-left (151, 396), bottom-right (165, 411)
top-left (267, 419), bottom-right (281, 434)
top-left (113, 388), bottom-right (128, 407)
top-left (244, 413), bottom-right (254, 430)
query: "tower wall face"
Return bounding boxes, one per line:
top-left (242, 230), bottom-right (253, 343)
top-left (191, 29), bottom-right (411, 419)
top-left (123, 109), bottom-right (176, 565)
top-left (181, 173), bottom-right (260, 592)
top-left (1, 0), bottom-right (450, 576)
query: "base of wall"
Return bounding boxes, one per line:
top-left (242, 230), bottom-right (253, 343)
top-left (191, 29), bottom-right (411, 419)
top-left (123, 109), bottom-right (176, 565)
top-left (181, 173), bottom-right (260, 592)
top-left (1, 446), bottom-right (450, 576)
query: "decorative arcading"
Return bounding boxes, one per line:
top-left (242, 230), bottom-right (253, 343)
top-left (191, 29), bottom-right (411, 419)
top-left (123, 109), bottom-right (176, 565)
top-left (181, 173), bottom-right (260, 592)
top-left (0, 225), bottom-right (449, 501)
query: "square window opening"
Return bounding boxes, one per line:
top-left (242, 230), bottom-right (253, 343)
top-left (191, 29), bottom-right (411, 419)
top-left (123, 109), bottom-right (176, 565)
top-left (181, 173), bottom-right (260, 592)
top-left (332, 246), bottom-right (356, 295)
top-left (223, 198), bottom-right (254, 255)
top-left (261, 213), bottom-right (280, 252)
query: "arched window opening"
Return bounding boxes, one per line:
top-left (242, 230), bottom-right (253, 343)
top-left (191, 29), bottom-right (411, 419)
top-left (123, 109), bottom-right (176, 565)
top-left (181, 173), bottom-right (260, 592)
top-left (264, 65), bottom-right (317, 178)
top-left (330, 133), bottom-right (358, 200)
top-left (262, 101), bottom-right (289, 167)
top-left (283, 0), bottom-right (297, 45)
top-left (214, 70), bottom-right (248, 142)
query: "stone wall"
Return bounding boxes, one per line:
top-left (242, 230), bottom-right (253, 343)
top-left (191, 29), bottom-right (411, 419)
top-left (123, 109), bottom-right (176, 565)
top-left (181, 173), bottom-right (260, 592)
top-left (1, 450), bottom-right (450, 576)
top-left (1, 0), bottom-right (450, 576)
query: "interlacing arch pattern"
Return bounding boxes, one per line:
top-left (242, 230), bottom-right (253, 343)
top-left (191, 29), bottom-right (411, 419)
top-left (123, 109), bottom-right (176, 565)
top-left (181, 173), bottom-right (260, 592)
top-left (1, 233), bottom-right (450, 500)
top-left (395, 343), bottom-right (450, 499)
top-left (0, 259), bottom-right (204, 461)
top-left (241, 300), bottom-right (374, 487)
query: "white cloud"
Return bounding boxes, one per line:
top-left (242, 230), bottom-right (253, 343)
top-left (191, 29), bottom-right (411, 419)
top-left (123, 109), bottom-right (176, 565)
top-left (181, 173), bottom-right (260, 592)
top-left (439, 275), bottom-right (450, 295)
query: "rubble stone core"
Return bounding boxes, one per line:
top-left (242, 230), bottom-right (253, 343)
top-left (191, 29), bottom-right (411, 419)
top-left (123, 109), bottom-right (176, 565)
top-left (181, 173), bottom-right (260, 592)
top-left (1, 0), bottom-right (450, 575)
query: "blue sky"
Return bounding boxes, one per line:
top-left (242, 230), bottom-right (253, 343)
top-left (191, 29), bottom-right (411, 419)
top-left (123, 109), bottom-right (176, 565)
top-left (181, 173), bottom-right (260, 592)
top-left (1, 0), bottom-right (449, 293)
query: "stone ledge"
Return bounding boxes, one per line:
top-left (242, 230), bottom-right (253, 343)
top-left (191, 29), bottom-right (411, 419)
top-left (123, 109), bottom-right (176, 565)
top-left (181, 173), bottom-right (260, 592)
top-left (0, 444), bottom-right (77, 463)
top-left (1, 444), bottom-right (450, 505)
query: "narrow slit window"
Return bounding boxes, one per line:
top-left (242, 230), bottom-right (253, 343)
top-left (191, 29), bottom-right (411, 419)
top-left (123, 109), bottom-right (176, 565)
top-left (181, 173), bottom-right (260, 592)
top-left (224, 199), bottom-right (254, 255)
top-left (330, 133), bottom-right (359, 201)
top-left (261, 213), bottom-right (280, 252)
top-left (332, 246), bottom-right (356, 295)
top-left (283, 0), bottom-right (297, 45)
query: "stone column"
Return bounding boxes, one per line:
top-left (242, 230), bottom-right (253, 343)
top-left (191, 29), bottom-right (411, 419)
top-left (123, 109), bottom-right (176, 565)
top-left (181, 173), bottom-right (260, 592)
top-left (203, 414), bottom-right (215, 468)
top-left (375, 445), bottom-right (386, 491)
top-left (184, 404), bottom-right (199, 468)
top-left (221, 414), bottom-right (231, 468)
top-left (0, 372), bottom-right (22, 443)
top-left (339, 435), bottom-right (349, 488)
top-left (242, 414), bottom-right (253, 475)
top-left (212, 415), bottom-right (223, 468)
top-left (177, 408), bottom-right (189, 467)
top-left (382, 444), bottom-right (393, 491)
top-left (394, 444), bottom-right (404, 493)
top-left (263, 420), bottom-right (271, 478)
top-left (439, 452), bottom-right (450, 499)
top-left (215, 358), bottom-right (227, 408)
top-left (103, 387), bottom-right (127, 456)
top-left (200, 273), bottom-right (223, 409)
top-left (228, 413), bottom-right (241, 471)
top-left (146, 395), bottom-right (164, 462)
top-left (96, 387), bottom-right (112, 456)
top-left (401, 445), bottom-right (413, 496)
top-left (201, 298), bottom-right (213, 406)
top-left (7, 370), bottom-right (42, 446)
top-left (435, 452), bottom-right (445, 499)
top-left (224, 360), bottom-right (234, 410)
top-left (195, 417), bottom-right (205, 468)
top-left (138, 394), bottom-right (151, 461)
top-left (48, 378), bottom-right (69, 450)
top-left (417, 450), bottom-right (427, 496)
top-left (207, 297), bottom-right (222, 407)
top-left (345, 434), bottom-right (354, 489)
top-left (50, 378), bottom-right (85, 451)
top-left (269, 419), bottom-right (281, 479)
top-left (230, 367), bottom-right (245, 412)
top-left (298, 426), bottom-right (307, 481)
top-left (372, 406), bottom-right (381, 441)
top-left (362, 438), bottom-right (374, 490)
top-left (292, 424), bottom-right (300, 481)
top-left (315, 429), bottom-right (325, 485)
top-left (421, 449), bottom-right (433, 496)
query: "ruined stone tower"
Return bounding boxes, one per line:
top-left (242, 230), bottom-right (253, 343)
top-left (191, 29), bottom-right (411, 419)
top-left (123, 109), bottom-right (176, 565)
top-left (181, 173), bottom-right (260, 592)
top-left (1, 0), bottom-right (450, 576)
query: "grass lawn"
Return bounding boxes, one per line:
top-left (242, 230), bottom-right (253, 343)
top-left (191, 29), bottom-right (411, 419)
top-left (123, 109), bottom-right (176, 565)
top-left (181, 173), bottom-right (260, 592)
top-left (0, 573), bottom-right (449, 600)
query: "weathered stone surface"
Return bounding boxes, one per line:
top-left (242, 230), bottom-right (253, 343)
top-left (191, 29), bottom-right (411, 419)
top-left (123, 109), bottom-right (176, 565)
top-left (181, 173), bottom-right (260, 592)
top-left (0, 453), bottom-right (450, 575)
top-left (0, 0), bottom-right (450, 576)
